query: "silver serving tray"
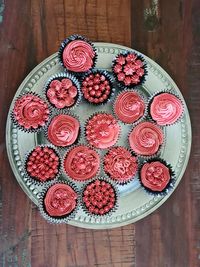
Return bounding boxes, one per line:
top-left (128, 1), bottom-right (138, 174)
top-left (6, 43), bottom-right (192, 229)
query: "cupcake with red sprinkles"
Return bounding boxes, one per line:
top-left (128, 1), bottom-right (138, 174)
top-left (81, 70), bottom-right (114, 104)
top-left (12, 93), bottom-right (50, 132)
top-left (104, 146), bottom-right (138, 184)
top-left (85, 113), bottom-right (120, 149)
top-left (139, 159), bottom-right (175, 195)
top-left (44, 73), bottom-right (80, 110)
top-left (63, 145), bottom-right (100, 182)
top-left (24, 145), bottom-right (60, 184)
top-left (82, 179), bottom-right (118, 216)
top-left (39, 181), bottom-right (79, 223)
top-left (58, 34), bottom-right (97, 75)
top-left (112, 51), bottom-right (147, 88)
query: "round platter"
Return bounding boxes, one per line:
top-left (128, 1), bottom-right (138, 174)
top-left (6, 42), bottom-right (192, 229)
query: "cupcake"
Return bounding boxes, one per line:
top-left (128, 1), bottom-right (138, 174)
top-left (112, 51), bottom-right (147, 88)
top-left (81, 70), bottom-right (113, 104)
top-left (129, 121), bottom-right (164, 156)
top-left (12, 93), bottom-right (50, 132)
top-left (25, 146), bottom-right (60, 183)
top-left (85, 113), bottom-right (120, 149)
top-left (139, 160), bottom-right (174, 194)
top-left (39, 181), bottom-right (78, 223)
top-left (45, 73), bottom-right (80, 109)
top-left (63, 145), bottom-right (100, 182)
top-left (149, 92), bottom-right (184, 126)
top-left (104, 147), bottom-right (138, 184)
top-left (82, 179), bottom-right (118, 216)
top-left (114, 90), bottom-right (146, 124)
top-left (47, 114), bottom-right (80, 147)
top-left (58, 34), bottom-right (97, 74)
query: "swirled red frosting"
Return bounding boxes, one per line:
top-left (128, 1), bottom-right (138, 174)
top-left (47, 78), bottom-right (78, 108)
top-left (13, 94), bottom-right (50, 130)
top-left (129, 122), bottom-right (164, 156)
top-left (44, 184), bottom-right (77, 217)
top-left (83, 180), bottom-right (116, 215)
top-left (81, 72), bottom-right (111, 104)
top-left (114, 91), bottom-right (145, 123)
top-left (104, 147), bottom-right (138, 183)
top-left (113, 53), bottom-right (145, 86)
top-left (62, 40), bottom-right (95, 72)
top-left (26, 146), bottom-right (59, 182)
top-left (140, 161), bottom-right (170, 191)
top-left (150, 93), bottom-right (183, 125)
top-left (86, 113), bottom-right (120, 149)
top-left (64, 145), bottom-right (100, 181)
top-left (48, 114), bottom-right (80, 147)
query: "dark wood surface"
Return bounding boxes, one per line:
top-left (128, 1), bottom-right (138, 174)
top-left (0, 0), bottom-right (199, 266)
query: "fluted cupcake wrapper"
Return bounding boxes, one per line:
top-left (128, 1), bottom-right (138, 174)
top-left (80, 176), bottom-right (119, 218)
top-left (112, 51), bottom-right (148, 90)
top-left (44, 109), bottom-right (82, 152)
top-left (138, 158), bottom-right (176, 196)
top-left (23, 144), bottom-right (62, 187)
top-left (147, 89), bottom-right (185, 127)
top-left (80, 69), bottom-right (115, 105)
top-left (84, 111), bottom-right (122, 150)
top-left (11, 92), bottom-right (51, 133)
top-left (127, 120), bottom-right (166, 161)
top-left (112, 88), bottom-right (149, 127)
top-left (38, 179), bottom-right (80, 224)
top-left (43, 72), bottom-right (82, 112)
top-left (61, 143), bottom-right (101, 183)
top-left (103, 146), bottom-right (139, 185)
top-left (58, 34), bottom-right (97, 76)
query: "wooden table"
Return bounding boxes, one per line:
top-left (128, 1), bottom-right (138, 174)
top-left (0, 1), bottom-right (199, 266)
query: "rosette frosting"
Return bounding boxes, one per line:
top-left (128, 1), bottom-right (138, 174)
top-left (48, 114), bottom-right (80, 147)
top-left (13, 94), bottom-right (50, 130)
top-left (63, 40), bottom-right (95, 72)
top-left (129, 122), bottom-right (164, 156)
top-left (114, 91), bottom-right (145, 123)
top-left (104, 147), bottom-right (138, 183)
top-left (150, 93), bottom-right (183, 125)
top-left (86, 113), bottom-right (120, 149)
top-left (64, 145), bottom-right (100, 181)
top-left (44, 184), bottom-right (77, 217)
top-left (140, 161), bottom-right (171, 191)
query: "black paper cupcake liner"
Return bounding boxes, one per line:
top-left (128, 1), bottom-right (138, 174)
top-left (58, 34), bottom-right (97, 76)
top-left (80, 177), bottom-right (119, 218)
top-left (38, 179), bottom-right (80, 224)
top-left (43, 72), bottom-right (81, 111)
top-left (23, 144), bottom-right (62, 187)
top-left (138, 158), bottom-right (176, 196)
top-left (80, 69), bottom-right (115, 105)
top-left (112, 51), bottom-right (148, 90)
top-left (11, 92), bottom-right (51, 133)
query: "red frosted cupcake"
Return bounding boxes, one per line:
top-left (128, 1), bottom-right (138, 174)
top-left (64, 145), bottom-right (100, 182)
top-left (82, 179), bottom-right (117, 216)
top-left (140, 160), bottom-right (173, 193)
top-left (112, 52), bottom-right (147, 88)
top-left (81, 70), bottom-right (113, 104)
top-left (114, 90), bottom-right (145, 124)
top-left (150, 92), bottom-right (184, 125)
top-left (45, 73), bottom-right (80, 109)
top-left (58, 34), bottom-right (97, 74)
top-left (104, 147), bottom-right (138, 184)
top-left (25, 146), bottom-right (60, 183)
top-left (47, 114), bottom-right (80, 147)
top-left (12, 94), bottom-right (50, 131)
top-left (129, 122), bottom-right (164, 156)
top-left (85, 113), bottom-right (120, 149)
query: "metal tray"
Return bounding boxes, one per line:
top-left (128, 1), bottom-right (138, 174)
top-left (6, 43), bottom-right (192, 229)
